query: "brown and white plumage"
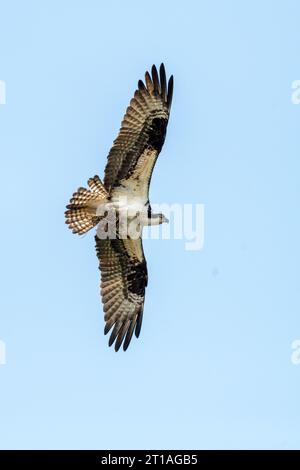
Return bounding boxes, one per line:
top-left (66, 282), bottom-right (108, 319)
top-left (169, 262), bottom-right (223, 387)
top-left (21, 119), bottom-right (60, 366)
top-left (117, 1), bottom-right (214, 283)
top-left (65, 64), bottom-right (173, 351)
top-left (104, 64), bottom-right (173, 196)
top-left (65, 175), bottom-right (108, 235)
top-left (95, 237), bottom-right (147, 351)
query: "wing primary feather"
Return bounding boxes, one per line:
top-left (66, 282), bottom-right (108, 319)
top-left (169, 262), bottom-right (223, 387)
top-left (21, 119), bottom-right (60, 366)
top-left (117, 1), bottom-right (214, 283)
top-left (135, 309), bottom-right (144, 338)
top-left (167, 75), bottom-right (174, 110)
top-left (123, 319), bottom-right (136, 351)
top-left (151, 64), bottom-right (160, 94)
top-left (145, 71), bottom-right (154, 94)
top-left (115, 321), bottom-right (130, 352)
top-left (109, 321), bottom-right (122, 347)
top-left (159, 63), bottom-right (167, 101)
top-left (138, 79), bottom-right (146, 90)
top-left (104, 320), bottom-right (114, 335)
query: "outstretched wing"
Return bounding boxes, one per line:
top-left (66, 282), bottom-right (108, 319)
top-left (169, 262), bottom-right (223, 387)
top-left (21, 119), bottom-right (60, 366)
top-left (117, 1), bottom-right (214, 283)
top-left (95, 235), bottom-right (148, 351)
top-left (104, 63), bottom-right (173, 195)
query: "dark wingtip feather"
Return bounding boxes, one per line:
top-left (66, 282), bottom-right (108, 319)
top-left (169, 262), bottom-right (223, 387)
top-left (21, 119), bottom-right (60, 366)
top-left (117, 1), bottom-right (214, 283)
top-left (104, 322), bottom-right (113, 335)
top-left (145, 71), bottom-right (153, 93)
top-left (114, 322), bottom-right (129, 352)
top-left (123, 319), bottom-right (136, 351)
top-left (151, 64), bottom-right (160, 94)
top-left (135, 309), bottom-right (144, 338)
top-left (108, 322), bottom-right (122, 347)
top-left (167, 75), bottom-right (174, 110)
top-left (138, 79), bottom-right (146, 91)
top-left (159, 63), bottom-right (167, 101)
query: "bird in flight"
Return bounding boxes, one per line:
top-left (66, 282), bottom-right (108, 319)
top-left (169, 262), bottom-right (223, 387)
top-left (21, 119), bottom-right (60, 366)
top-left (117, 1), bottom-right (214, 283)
top-left (65, 64), bottom-right (173, 351)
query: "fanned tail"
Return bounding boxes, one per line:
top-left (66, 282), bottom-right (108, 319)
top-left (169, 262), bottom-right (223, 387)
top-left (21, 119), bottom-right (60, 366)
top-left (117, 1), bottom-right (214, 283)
top-left (65, 175), bottom-right (108, 235)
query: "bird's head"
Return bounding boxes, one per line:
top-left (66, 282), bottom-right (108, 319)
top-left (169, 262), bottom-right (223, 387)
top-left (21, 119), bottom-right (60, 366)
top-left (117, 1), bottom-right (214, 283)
top-left (159, 213), bottom-right (169, 224)
top-left (146, 209), bottom-right (169, 226)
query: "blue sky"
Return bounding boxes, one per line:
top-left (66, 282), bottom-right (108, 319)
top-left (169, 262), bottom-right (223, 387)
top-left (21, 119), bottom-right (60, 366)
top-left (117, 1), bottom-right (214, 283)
top-left (0, 0), bottom-right (300, 450)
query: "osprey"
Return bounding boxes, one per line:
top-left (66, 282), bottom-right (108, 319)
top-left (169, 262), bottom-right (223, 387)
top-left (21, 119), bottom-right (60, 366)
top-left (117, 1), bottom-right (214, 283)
top-left (65, 64), bottom-right (173, 351)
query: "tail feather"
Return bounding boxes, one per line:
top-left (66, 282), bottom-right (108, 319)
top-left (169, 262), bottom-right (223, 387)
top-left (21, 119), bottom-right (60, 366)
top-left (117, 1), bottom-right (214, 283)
top-left (87, 175), bottom-right (108, 196)
top-left (65, 175), bottom-right (108, 235)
